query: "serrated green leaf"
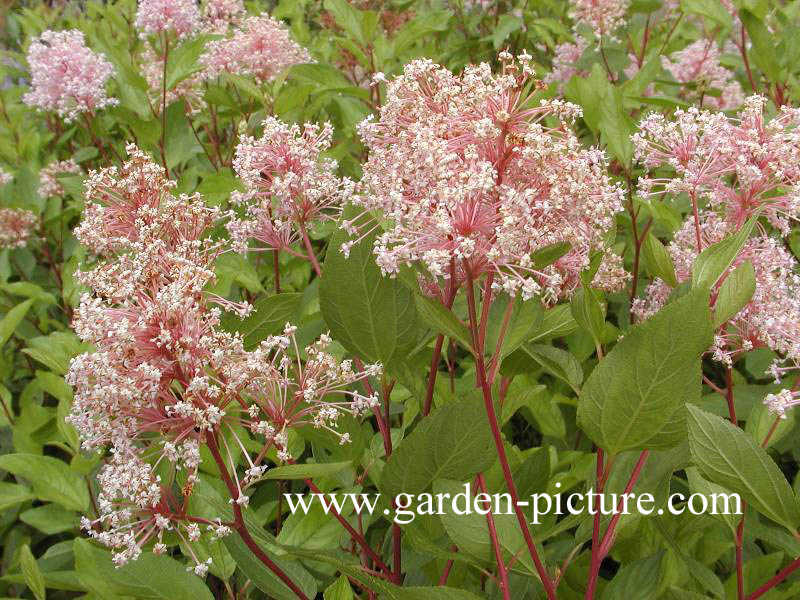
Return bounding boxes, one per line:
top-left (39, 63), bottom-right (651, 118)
top-left (692, 215), bottom-right (757, 291)
top-left (320, 221), bottom-right (419, 366)
top-left (381, 397), bottom-right (495, 497)
top-left (642, 232), bottom-right (677, 288)
top-left (713, 260), bottom-right (756, 328)
top-left (688, 405), bottom-right (800, 532)
top-left (577, 288), bottom-right (713, 455)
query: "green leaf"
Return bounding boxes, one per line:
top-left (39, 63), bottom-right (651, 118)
top-left (0, 282), bottom-right (56, 305)
top-left (680, 0), bottom-right (733, 28)
top-left (320, 222), bottom-right (419, 366)
top-left (713, 260), bottom-right (756, 328)
top-left (688, 405), bottom-right (800, 531)
top-left (20, 504), bottom-right (78, 535)
top-left (413, 294), bottom-right (472, 351)
top-left (381, 397), bottom-right (495, 497)
top-left (22, 332), bottom-right (87, 375)
top-left (262, 461), bottom-right (351, 481)
top-left (485, 295), bottom-right (543, 359)
top-left (531, 242), bottom-right (572, 269)
top-left (740, 10), bottom-right (782, 82)
top-left (324, 575), bottom-right (354, 600)
top-left (0, 482), bottom-right (35, 511)
top-left (602, 552), bottom-right (663, 600)
top-left (642, 232), bottom-right (677, 287)
top-left (223, 532), bottom-right (318, 600)
top-left (324, 0), bottom-right (370, 45)
top-left (166, 36), bottom-right (210, 90)
top-left (691, 215), bottom-right (757, 290)
top-left (434, 479), bottom-right (537, 577)
top-left (0, 299), bottom-right (32, 347)
top-left (19, 545), bottom-right (46, 600)
top-left (570, 285), bottom-right (606, 346)
top-left (599, 85), bottom-right (635, 166)
top-left (514, 447), bottom-right (551, 499)
top-left (0, 454), bottom-right (89, 511)
top-left (221, 293), bottom-right (301, 350)
top-left (577, 288), bottom-right (713, 455)
top-left (521, 344), bottom-right (583, 394)
top-left (491, 15), bottom-right (524, 49)
top-left (530, 304), bottom-right (579, 341)
top-left (74, 539), bottom-right (215, 600)
top-left (746, 401), bottom-right (794, 449)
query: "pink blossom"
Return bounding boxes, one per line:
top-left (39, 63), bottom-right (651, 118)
top-left (69, 144), bottom-right (381, 569)
top-left (0, 208), bottom-right (37, 249)
top-left (38, 159), bottom-right (81, 198)
top-left (0, 168), bottom-right (12, 186)
top-left (632, 211), bottom-right (800, 366)
top-left (200, 14), bottom-right (311, 83)
top-left (633, 96), bottom-right (800, 236)
top-left (200, 0), bottom-right (246, 33)
top-left (23, 30), bottom-right (117, 122)
top-left (135, 0), bottom-right (200, 38)
top-left (544, 39), bottom-right (588, 90)
top-left (353, 54), bottom-right (626, 302)
top-left (661, 39), bottom-right (744, 111)
top-left (569, 0), bottom-right (629, 38)
top-left (229, 117), bottom-right (355, 253)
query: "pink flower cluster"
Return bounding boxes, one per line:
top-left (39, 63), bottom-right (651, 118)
top-left (353, 53), bottom-right (626, 301)
top-left (0, 208), bottom-right (37, 249)
top-left (135, 0), bottom-right (200, 39)
top-left (569, 0), bottom-right (629, 38)
top-left (200, 0), bottom-right (246, 33)
top-left (229, 117), bottom-right (355, 253)
top-left (38, 159), bottom-right (81, 198)
top-left (23, 30), bottom-right (117, 122)
top-left (200, 14), bottom-right (311, 83)
top-left (0, 168), bottom-right (12, 186)
top-left (632, 211), bottom-right (800, 366)
top-left (634, 96), bottom-right (800, 238)
top-left (68, 145), bottom-right (380, 569)
top-left (544, 39), bottom-right (588, 90)
top-left (661, 39), bottom-right (744, 111)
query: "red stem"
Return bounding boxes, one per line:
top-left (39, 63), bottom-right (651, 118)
top-left (477, 474), bottom-right (511, 600)
top-left (422, 273), bottom-right (458, 416)
top-left (205, 432), bottom-right (308, 600)
top-left (585, 450), bottom-right (649, 599)
top-left (464, 273), bottom-right (557, 599)
top-left (747, 556), bottom-right (800, 599)
top-left (438, 548), bottom-right (457, 585)
top-left (300, 224), bottom-right (322, 277)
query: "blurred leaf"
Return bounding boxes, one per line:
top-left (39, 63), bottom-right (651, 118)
top-left (20, 544), bottom-right (46, 600)
top-left (741, 10), bottom-right (782, 82)
top-left (0, 453), bottom-right (89, 511)
top-left (0, 299), bottom-right (32, 347)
